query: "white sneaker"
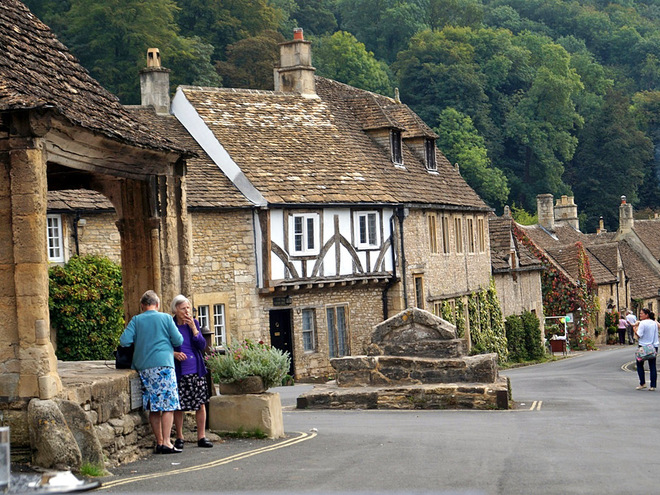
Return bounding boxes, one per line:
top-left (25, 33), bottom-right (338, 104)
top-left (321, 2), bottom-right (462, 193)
top-left (637, 385), bottom-right (647, 390)
top-left (649, 387), bottom-right (656, 391)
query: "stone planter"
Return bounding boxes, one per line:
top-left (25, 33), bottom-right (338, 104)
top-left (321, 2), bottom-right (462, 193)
top-left (208, 392), bottom-right (284, 439)
top-left (218, 376), bottom-right (266, 395)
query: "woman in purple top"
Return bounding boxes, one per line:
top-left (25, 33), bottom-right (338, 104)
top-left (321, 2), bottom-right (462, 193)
top-left (171, 295), bottom-right (213, 449)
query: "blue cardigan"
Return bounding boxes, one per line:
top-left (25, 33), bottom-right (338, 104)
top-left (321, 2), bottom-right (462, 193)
top-left (119, 310), bottom-right (183, 371)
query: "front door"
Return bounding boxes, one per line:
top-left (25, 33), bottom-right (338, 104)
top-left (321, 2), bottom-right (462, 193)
top-left (269, 309), bottom-right (294, 376)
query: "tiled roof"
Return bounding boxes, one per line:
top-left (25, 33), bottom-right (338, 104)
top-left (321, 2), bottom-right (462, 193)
top-left (0, 0), bottom-right (183, 153)
top-left (544, 242), bottom-right (616, 285)
top-left (619, 240), bottom-right (660, 300)
top-left (489, 216), bottom-right (542, 272)
top-left (178, 77), bottom-right (488, 209)
top-left (519, 224), bottom-right (584, 250)
top-left (47, 189), bottom-right (114, 211)
top-left (128, 108), bottom-right (252, 208)
top-left (585, 243), bottom-right (619, 278)
top-left (633, 219), bottom-right (660, 262)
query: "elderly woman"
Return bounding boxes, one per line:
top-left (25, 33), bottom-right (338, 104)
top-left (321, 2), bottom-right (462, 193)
top-left (119, 290), bottom-right (183, 454)
top-left (171, 295), bottom-right (213, 449)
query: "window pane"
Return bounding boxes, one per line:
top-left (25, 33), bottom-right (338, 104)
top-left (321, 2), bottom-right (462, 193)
top-left (359, 215), bottom-right (367, 244)
top-left (294, 217), bottom-right (303, 252)
top-left (327, 308), bottom-right (337, 358)
top-left (302, 308), bottom-right (315, 351)
top-left (336, 307), bottom-right (348, 357)
top-left (197, 305), bottom-right (209, 330)
top-left (213, 304), bottom-right (225, 346)
top-left (368, 213), bottom-right (377, 245)
top-left (47, 215), bottom-right (63, 261)
top-left (306, 217), bottom-right (315, 250)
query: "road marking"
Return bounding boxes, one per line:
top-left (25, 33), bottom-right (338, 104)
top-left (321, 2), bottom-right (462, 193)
top-left (528, 401), bottom-right (542, 411)
top-left (98, 431), bottom-right (317, 490)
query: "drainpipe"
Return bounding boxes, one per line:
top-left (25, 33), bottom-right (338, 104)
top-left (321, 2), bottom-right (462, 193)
top-left (382, 214), bottom-right (398, 320)
top-left (73, 211), bottom-right (81, 256)
top-left (396, 207), bottom-right (409, 309)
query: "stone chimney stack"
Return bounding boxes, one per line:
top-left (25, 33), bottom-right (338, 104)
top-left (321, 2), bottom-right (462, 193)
top-left (537, 194), bottom-right (555, 231)
top-left (554, 195), bottom-right (579, 230)
top-left (596, 216), bottom-right (607, 235)
top-left (274, 28), bottom-right (316, 96)
top-left (139, 48), bottom-right (171, 115)
top-left (619, 195), bottom-right (634, 233)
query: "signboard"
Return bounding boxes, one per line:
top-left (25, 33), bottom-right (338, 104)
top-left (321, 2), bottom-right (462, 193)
top-left (130, 377), bottom-right (143, 410)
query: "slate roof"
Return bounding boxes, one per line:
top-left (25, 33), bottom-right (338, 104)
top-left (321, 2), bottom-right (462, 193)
top-left (177, 77), bottom-right (488, 209)
top-left (633, 219), bottom-right (660, 262)
top-left (518, 224), bottom-right (584, 251)
top-left (619, 239), bottom-right (660, 300)
top-left (585, 243), bottom-right (619, 279)
top-left (489, 216), bottom-right (542, 272)
top-left (47, 189), bottom-right (114, 211)
top-left (0, 0), bottom-right (183, 153)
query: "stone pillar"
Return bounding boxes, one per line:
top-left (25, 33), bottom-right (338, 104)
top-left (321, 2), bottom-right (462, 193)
top-left (554, 195), bottom-right (579, 230)
top-left (0, 116), bottom-right (62, 405)
top-left (536, 194), bottom-right (555, 231)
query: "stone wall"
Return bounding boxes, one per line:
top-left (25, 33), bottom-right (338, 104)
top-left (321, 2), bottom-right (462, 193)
top-left (73, 212), bottom-right (121, 263)
top-left (492, 270), bottom-right (544, 321)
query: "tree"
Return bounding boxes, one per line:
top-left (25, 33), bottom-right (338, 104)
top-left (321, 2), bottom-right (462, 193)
top-left (215, 31), bottom-right (285, 90)
top-left (565, 90), bottom-right (652, 232)
top-left (434, 108), bottom-right (509, 208)
top-left (290, 0), bottom-right (338, 36)
top-left (314, 32), bottom-right (393, 95)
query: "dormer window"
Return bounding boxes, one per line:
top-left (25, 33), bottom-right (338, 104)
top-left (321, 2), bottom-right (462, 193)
top-left (425, 138), bottom-right (437, 171)
top-left (390, 129), bottom-right (403, 165)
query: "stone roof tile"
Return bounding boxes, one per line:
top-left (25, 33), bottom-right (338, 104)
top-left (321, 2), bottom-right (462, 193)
top-left (633, 219), bottom-right (660, 261)
top-left (619, 240), bottom-right (660, 299)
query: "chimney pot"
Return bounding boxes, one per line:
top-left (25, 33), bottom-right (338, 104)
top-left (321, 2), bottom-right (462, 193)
top-left (147, 48), bottom-right (161, 68)
top-left (293, 28), bottom-right (304, 40)
top-left (621, 195), bottom-right (627, 204)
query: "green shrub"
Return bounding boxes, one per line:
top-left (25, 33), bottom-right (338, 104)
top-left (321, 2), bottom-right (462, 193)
top-left (505, 314), bottom-right (526, 362)
top-left (206, 339), bottom-right (291, 390)
top-left (49, 255), bottom-right (124, 361)
top-left (521, 311), bottom-right (544, 360)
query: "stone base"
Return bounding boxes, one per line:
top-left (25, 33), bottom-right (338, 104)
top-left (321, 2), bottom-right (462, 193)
top-left (296, 376), bottom-right (510, 410)
top-left (208, 392), bottom-right (284, 439)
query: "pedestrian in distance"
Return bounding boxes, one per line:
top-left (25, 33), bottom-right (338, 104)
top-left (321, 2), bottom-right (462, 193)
top-left (634, 308), bottom-right (659, 391)
top-left (171, 295), bottom-right (213, 449)
top-left (625, 310), bottom-right (637, 345)
top-left (617, 313), bottom-right (627, 345)
top-left (119, 290), bottom-right (184, 453)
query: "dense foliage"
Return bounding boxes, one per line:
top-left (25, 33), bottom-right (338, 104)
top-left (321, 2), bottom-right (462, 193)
top-left (505, 310), bottom-right (545, 362)
top-left (25, 0), bottom-right (660, 225)
top-left (49, 256), bottom-right (124, 361)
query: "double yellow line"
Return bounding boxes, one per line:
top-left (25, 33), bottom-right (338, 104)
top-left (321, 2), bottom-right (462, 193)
top-left (528, 400), bottom-right (543, 411)
top-left (99, 431), bottom-right (317, 490)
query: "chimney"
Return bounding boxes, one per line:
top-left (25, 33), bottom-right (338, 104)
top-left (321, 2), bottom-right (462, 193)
top-left (554, 195), bottom-right (579, 230)
top-left (139, 48), bottom-right (171, 115)
top-left (537, 194), bottom-right (555, 231)
top-left (274, 28), bottom-right (316, 97)
top-left (619, 195), bottom-right (634, 233)
top-left (596, 216), bottom-right (606, 235)
top-left (503, 205), bottom-right (512, 218)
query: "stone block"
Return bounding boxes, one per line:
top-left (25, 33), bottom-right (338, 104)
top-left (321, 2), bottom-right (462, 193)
top-left (39, 374), bottom-right (61, 399)
top-left (331, 356), bottom-right (376, 372)
top-left (56, 399), bottom-right (104, 466)
top-left (28, 398), bottom-right (82, 471)
top-left (372, 307), bottom-right (456, 344)
top-left (208, 392), bottom-right (284, 439)
top-left (336, 370), bottom-right (373, 387)
top-left (94, 423), bottom-right (116, 448)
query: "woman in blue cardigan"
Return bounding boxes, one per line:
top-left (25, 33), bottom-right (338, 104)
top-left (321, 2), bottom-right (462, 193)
top-left (119, 290), bottom-right (183, 454)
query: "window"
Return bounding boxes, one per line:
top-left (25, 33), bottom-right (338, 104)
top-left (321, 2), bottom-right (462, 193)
top-left (467, 218), bottom-right (475, 253)
top-left (425, 139), bottom-right (437, 171)
top-left (428, 214), bottom-right (438, 253)
top-left (213, 304), bottom-right (226, 346)
top-left (391, 129), bottom-right (403, 165)
top-left (196, 305), bottom-right (209, 330)
top-left (327, 305), bottom-right (349, 358)
top-left (477, 218), bottom-right (485, 252)
top-left (290, 213), bottom-right (319, 255)
top-left (414, 275), bottom-right (425, 309)
top-left (355, 211), bottom-right (379, 249)
top-left (454, 217), bottom-right (463, 253)
top-left (441, 216), bottom-right (450, 254)
top-left (302, 309), bottom-right (316, 351)
top-left (47, 214), bottom-right (64, 262)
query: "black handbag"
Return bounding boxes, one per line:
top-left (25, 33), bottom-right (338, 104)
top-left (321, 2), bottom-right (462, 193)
top-left (114, 344), bottom-right (134, 369)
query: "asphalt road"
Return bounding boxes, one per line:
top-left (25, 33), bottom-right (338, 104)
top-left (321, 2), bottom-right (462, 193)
top-left (98, 346), bottom-right (657, 494)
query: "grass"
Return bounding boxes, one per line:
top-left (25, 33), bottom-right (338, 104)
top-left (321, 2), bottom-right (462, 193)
top-left (79, 463), bottom-right (106, 477)
top-left (215, 426), bottom-right (268, 439)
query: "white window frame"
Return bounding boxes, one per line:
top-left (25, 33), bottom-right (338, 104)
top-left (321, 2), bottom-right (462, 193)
top-left (213, 303), bottom-right (226, 347)
top-left (302, 308), bottom-right (316, 352)
top-left (354, 211), bottom-right (380, 249)
top-left (289, 213), bottom-right (320, 255)
top-left (47, 214), bottom-right (64, 262)
top-left (196, 305), bottom-right (209, 331)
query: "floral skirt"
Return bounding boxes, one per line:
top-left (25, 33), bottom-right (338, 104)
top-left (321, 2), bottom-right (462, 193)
top-left (178, 373), bottom-right (210, 411)
top-left (139, 367), bottom-right (180, 412)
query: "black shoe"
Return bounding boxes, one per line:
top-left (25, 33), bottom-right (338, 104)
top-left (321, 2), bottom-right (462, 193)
top-left (160, 445), bottom-right (182, 454)
top-left (174, 438), bottom-right (185, 450)
top-left (155, 445), bottom-right (163, 454)
top-left (197, 438), bottom-right (213, 448)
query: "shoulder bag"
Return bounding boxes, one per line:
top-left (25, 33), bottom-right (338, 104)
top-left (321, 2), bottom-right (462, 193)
top-left (635, 343), bottom-right (657, 362)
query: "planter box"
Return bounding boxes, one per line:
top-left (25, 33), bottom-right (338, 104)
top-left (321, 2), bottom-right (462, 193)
top-left (217, 376), bottom-right (266, 395)
top-left (208, 392), bottom-right (284, 439)
top-left (549, 339), bottom-right (567, 355)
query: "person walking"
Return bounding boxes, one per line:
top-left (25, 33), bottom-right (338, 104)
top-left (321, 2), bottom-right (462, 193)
top-left (617, 314), bottom-right (627, 345)
top-left (171, 295), bottom-right (213, 450)
top-left (634, 308), bottom-right (659, 391)
top-left (625, 310), bottom-right (637, 345)
top-left (119, 290), bottom-right (184, 453)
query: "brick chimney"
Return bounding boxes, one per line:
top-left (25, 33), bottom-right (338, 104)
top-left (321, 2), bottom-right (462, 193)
top-left (274, 28), bottom-right (316, 96)
top-left (537, 194), bottom-right (555, 231)
top-left (554, 195), bottom-right (579, 230)
top-left (139, 48), bottom-right (171, 115)
top-left (619, 195), bottom-right (634, 233)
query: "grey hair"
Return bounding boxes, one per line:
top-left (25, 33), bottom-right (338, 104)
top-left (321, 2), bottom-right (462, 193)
top-left (140, 290), bottom-right (160, 307)
top-left (171, 294), bottom-right (191, 314)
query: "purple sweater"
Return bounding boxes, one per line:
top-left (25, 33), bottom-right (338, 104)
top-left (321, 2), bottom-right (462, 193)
top-left (173, 317), bottom-right (208, 379)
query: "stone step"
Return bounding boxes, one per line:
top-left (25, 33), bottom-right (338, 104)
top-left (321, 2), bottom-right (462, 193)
top-left (332, 353), bottom-right (499, 387)
top-left (367, 338), bottom-right (466, 359)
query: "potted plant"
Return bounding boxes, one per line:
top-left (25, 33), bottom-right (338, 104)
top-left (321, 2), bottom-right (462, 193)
top-left (206, 339), bottom-right (291, 394)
